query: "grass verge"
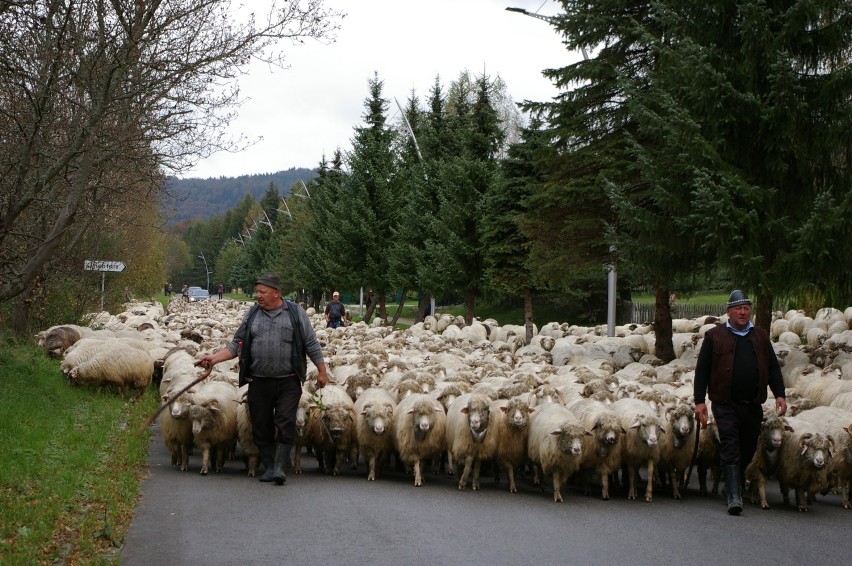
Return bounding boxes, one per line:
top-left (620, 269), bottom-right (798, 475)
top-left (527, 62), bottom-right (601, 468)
top-left (0, 334), bottom-right (158, 564)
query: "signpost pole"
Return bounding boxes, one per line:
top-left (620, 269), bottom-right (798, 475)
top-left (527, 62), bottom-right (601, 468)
top-left (101, 272), bottom-right (106, 312)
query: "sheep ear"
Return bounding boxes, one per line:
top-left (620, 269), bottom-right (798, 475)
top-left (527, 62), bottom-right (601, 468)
top-left (434, 405), bottom-right (444, 413)
top-left (550, 429), bottom-right (562, 436)
top-left (630, 418), bottom-right (641, 429)
top-left (208, 400), bottom-right (221, 413)
top-left (528, 407), bottom-right (535, 414)
top-left (360, 409), bottom-right (367, 416)
top-left (461, 407), bottom-right (470, 414)
top-left (500, 406), bottom-right (508, 413)
top-left (585, 430), bottom-right (593, 437)
top-left (784, 425), bottom-right (794, 432)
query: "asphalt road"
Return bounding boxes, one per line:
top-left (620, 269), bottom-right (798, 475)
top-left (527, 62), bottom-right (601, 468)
top-left (122, 425), bottom-right (849, 566)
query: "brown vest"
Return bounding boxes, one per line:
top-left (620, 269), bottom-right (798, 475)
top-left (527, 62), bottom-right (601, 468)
top-left (706, 324), bottom-right (773, 403)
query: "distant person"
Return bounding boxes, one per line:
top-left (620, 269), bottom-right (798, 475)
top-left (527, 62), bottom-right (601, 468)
top-left (181, 283), bottom-right (189, 302)
top-left (325, 291), bottom-right (345, 329)
top-left (164, 282), bottom-right (170, 296)
top-left (365, 290), bottom-right (373, 311)
top-left (693, 289), bottom-right (786, 516)
top-left (217, 282), bottom-right (225, 300)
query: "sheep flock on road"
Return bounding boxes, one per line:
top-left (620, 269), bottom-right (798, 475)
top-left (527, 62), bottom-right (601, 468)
top-left (37, 299), bottom-right (852, 509)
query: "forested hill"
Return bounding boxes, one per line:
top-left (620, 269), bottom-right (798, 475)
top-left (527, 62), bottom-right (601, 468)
top-left (163, 168), bottom-right (317, 225)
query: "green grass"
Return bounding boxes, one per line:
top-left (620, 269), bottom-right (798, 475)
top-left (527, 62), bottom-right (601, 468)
top-left (0, 334), bottom-right (158, 564)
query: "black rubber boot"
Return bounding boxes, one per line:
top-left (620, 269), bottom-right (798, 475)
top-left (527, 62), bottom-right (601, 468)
top-left (258, 445), bottom-right (275, 482)
top-left (273, 444), bottom-right (291, 486)
top-left (724, 464), bottom-right (743, 515)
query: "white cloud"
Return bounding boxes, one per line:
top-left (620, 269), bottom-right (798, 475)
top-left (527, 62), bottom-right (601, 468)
top-left (184, 0), bottom-right (578, 179)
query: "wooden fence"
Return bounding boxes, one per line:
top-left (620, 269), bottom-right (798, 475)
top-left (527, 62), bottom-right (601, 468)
top-left (627, 302), bottom-right (727, 324)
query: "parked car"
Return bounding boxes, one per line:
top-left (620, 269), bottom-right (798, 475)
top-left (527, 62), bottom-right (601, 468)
top-left (187, 288), bottom-right (210, 302)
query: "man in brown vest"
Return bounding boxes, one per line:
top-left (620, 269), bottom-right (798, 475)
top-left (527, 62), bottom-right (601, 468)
top-left (694, 289), bottom-right (787, 515)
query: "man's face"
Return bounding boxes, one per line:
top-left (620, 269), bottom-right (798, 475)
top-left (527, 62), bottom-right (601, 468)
top-left (727, 304), bottom-right (752, 330)
top-left (255, 284), bottom-right (281, 309)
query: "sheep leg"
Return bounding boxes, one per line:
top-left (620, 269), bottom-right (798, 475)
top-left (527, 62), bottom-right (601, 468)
top-left (472, 459), bottom-right (482, 491)
top-left (367, 453), bottom-right (377, 481)
top-left (333, 448), bottom-right (343, 476)
top-left (507, 465), bottom-right (517, 493)
top-left (842, 479), bottom-right (850, 509)
top-left (627, 464), bottom-right (637, 500)
top-left (200, 444), bottom-right (210, 475)
top-left (758, 476), bottom-right (770, 509)
top-left (180, 445), bottom-right (189, 472)
top-left (796, 488), bottom-right (807, 512)
top-left (247, 454), bottom-right (257, 477)
top-left (600, 469), bottom-right (610, 501)
top-left (644, 461), bottom-right (654, 502)
top-left (413, 459), bottom-right (423, 487)
top-left (350, 445), bottom-right (359, 470)
top-left (552, 471), bottom-right (563, 502)
top-left (670, 470), bottom-right (681, 500)
top-left (294, 445), bottom-right (303, 474)
top-left (459, 456), bottom-right (474, 490)
top-left (446, 451), bottom-right (454, 476)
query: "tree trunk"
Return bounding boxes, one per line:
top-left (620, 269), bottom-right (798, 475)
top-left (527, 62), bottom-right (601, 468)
top-left (389, 289), bottom-right (407, 327)
top-left (465, 289), bottom-right (476, 326)
top-left (416, 291), bottom-right (432, 323)
top-left (524, 287), bottom-right (534, 343)
top-left (755, 292), bottom-right (772, 333)
top-left (654, 285), bottom-right (675, 363)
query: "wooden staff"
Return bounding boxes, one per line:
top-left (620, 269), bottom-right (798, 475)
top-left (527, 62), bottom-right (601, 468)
top-left (136, 366), bottom-right (212, 435)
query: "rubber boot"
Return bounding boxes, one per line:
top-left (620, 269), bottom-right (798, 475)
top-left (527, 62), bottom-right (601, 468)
top-left (258, 445), bottom-right (275, 482)
top-left (724, 464), bottom-right (743, 515)
top-left (273, 443), bottom-right (291, 486)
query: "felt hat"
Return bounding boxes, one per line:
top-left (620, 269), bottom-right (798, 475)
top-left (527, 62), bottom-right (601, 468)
top-left (255, 272), bottom-right (282, 291)
top-left (726, 289), bottom-right (752, 308)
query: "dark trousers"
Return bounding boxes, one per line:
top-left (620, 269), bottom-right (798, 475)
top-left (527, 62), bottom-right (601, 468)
top-left (247, 375), bottom-right (302, 447)
top-left (711, 401), bottom-right (763, 472)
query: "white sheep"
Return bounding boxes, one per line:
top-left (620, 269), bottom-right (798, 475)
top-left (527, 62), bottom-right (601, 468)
top-left (744, 413), bottom-right (794, 509)
top-left (794, 406), bottom-right (852, 508)
top-left (307, 385), bottom-right (357, 476)
top-left (188, 379), bottom-right (240, 475)
top-left (774, 416), bottom-right (834, 511)
top-left (527, 402), bottom-right (589, 502)
top-left (393, 393), bottom-right (447, 487)
top-left (235, 384), bottom-right (259, 477)
top-left (158, 370), bottom-right (199, 472)
top-left (445, 392), bottom-right (498, 490)
top-left (656, 403), bottom-right (697, 499)
top-left (353, 387), bottom-right (397, 481)
top-left (612, 398), bottom-right (665, 502)
top-left (64, 340), bottom-right (154, 395)
top-left (567, 398), bottom-right (624, 500)
top-left (491, 397), bottom-right (534, 493)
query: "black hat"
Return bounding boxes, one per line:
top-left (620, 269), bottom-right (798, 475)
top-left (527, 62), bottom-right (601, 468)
top-left (255, 272), bottom-right (281, 291)
top-left (726, 289), bottom-right (752, 308)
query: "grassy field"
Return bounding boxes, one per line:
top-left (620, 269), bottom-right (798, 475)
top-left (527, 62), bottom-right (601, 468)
top-left (0, 335), bottom-right (158, 564)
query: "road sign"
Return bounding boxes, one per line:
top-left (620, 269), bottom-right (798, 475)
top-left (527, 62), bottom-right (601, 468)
top-left (84, 260), bottom-right (127, 272)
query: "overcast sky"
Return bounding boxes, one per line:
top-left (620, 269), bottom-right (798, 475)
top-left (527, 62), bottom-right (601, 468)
top-left (183, 0), bottom-right (578, 179)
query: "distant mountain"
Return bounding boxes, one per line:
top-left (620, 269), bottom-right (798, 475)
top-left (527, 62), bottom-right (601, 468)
top-left (163, 168), bottom-right (317, 225)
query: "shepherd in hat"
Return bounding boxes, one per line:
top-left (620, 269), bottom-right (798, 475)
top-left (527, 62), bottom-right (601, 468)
top-left (692, 290), bottom-right (787, 515)
top-left (195, 272), bottom-right (329, 486)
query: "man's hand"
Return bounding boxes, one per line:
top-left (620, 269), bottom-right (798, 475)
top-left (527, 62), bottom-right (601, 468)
top-left (315, 364), bottom-right (329, 389)
top-left (775, 397), bottom-right (787, 417)
top-left (695, 402), bottom-right (708, 429)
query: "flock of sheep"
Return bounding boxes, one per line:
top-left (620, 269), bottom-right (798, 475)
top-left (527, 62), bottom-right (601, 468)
top-left (37, 298), bottom-right (852, 510)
